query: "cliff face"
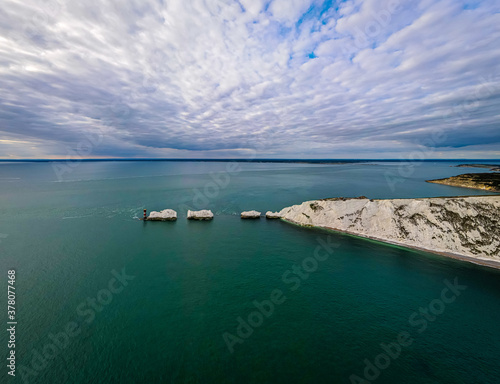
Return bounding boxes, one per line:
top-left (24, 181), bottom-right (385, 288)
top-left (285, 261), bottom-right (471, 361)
top-left (279, 196), bottom-right (500, 261)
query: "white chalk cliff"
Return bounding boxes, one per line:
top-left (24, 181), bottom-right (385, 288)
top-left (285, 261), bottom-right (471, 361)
top-left (279, 196), bottom-right (500, 263)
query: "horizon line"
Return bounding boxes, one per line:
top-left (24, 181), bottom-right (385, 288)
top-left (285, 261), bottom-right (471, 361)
top-left (1, 158), bottom-right (500, 162)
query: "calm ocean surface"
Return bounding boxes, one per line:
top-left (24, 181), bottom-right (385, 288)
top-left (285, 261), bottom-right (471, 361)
top-left (1, 160), bottom-right (499, 384)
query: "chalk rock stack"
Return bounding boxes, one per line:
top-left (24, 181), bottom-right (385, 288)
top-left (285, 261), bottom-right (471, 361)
top-left (147, 209), bottom-right (177, 221)
top-left (187, 210), bottom-right (214, 220)
top-left (265, 211), bottom-right (281, 219)
top-left (241, 210), bottom-right (261, 219)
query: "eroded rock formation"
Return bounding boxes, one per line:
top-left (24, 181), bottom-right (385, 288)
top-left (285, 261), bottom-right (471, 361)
top-left (279, 196), bottom-right (500, 262)
top-left (187, 210), bottom-right (214, 220)
top-left (147, 209), bottom-right (177, 221)
top-left (266, 211), bottom-right (281, 219)
top-left (241, 211), bottom-right (261, 219)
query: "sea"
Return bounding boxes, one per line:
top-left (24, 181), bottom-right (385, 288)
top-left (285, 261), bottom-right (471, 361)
top-left (0, 159), bottom-right (499, 384)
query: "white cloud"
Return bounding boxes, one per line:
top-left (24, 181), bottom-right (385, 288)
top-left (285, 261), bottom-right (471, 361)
top-left (0, 0), bottom-right (499, 159)
top-left (269, 0), bottom-right (316, 24)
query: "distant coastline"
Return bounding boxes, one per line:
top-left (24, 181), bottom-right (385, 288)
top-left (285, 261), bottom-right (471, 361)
top-left (456, 164), bottom-right (500, 171)
top-left (1, 158), bottom-right (500, 163)
top-left (0, 158), bottom-right (367, 163)
top-left (427, 173), bottom-right (500, 192)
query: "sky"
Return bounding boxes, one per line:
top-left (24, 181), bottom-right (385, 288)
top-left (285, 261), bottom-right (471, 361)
top-left (0, 0), bottom-right (499, 159)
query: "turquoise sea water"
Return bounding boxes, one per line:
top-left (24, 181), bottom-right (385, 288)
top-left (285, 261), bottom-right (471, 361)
top-left (1, 160), bottom-right (499, 384)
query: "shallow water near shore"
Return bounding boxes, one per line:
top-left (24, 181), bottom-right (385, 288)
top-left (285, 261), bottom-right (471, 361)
top-left (1, 160), bottom-right (500, 384)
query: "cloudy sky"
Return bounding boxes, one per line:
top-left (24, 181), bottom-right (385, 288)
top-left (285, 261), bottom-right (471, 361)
top-left (1, 0), bottom-right (499, 159)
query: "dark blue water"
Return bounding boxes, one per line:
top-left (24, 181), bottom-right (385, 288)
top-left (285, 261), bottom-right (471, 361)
top-left (0, 160), bottom-right (499, 384)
